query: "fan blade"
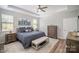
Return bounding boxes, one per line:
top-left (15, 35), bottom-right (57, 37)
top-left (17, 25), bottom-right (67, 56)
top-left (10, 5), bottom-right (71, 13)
top-left (41, 7), bottom-right (47, 9)
top-left (41, 9), bottom-right (46, 12)
top-left (37, 5), bottom-right (47, 12)
top-left (37, 8), bottom-right (39, 12)
top-left (38, 5), bottom-right (41, 8)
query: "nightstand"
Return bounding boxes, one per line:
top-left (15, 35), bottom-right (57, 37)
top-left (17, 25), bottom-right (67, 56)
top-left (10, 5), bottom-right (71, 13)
top-left (0, 33), bottom-right (5, 53)
top-left (0, 43), bottom-right (4, 53)
top-left (5, 33), bottom-right (16, 44)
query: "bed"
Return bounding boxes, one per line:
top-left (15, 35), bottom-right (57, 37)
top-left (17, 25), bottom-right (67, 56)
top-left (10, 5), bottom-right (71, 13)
top-left (16, 27), bottom-right (45, 48)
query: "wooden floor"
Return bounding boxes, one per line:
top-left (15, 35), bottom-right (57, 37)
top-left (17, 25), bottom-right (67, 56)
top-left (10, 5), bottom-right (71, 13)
top-left (4, 38), bottom-right (66, 53)
top-left (48, 39), bottom-right (66, 53)
top-left (54, 39), bottom-right (66, 53)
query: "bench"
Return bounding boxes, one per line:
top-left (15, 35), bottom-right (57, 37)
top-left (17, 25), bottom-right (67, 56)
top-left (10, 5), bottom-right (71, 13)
top-left (32, 36), bottom-right (49, 50)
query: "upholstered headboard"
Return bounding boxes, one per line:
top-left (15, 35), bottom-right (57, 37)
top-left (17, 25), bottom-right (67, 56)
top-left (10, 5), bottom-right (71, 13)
top-left (17, 27), bottom-right (26, 32)
top-left (17, 27), bottom-right (34, 32)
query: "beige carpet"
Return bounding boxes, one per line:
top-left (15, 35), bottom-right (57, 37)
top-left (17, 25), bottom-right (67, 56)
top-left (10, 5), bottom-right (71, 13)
top-left (4, 38), bottom-right (59, 53)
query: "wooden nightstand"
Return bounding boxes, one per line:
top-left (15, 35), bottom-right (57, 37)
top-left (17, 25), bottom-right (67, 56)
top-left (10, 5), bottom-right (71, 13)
top-left (0, 43), bottom-right (4, 53)
top-left (5, 33), bottom-right (16, 44)
top-left (0, 33), bottom-right (5, 52)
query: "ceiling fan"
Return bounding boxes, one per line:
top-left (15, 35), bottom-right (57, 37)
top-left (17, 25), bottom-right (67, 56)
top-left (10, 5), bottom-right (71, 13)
top-left (37, 5), bottom-right (48, 12)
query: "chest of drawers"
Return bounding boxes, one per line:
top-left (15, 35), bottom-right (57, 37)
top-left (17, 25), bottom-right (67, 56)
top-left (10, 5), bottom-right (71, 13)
top-left (5, 33), bottom-right (16, 44)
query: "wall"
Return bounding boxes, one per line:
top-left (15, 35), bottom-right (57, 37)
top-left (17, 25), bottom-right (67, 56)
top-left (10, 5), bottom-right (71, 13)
top-left (63, 17), bottom-right (77, 39)
top-left (0, 8), bottom-right (39, 43)
top-left (0, 10), bottom-right (1, 32)
top-left (77, 17), bottom-right (79, 31)
top-left (39, 8), bottom-right (78, 39)
top-left (0, 8), bottom-right (39, 31)
top-left (77, 10), bottom-right (79, 31)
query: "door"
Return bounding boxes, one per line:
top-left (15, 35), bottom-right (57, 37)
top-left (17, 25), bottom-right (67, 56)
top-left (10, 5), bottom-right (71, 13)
top-left (63, 17), bottom-right (77, 39)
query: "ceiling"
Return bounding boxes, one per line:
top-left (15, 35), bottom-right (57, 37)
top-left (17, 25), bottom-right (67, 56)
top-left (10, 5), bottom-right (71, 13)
top-left (13, 5), bottom-right (67, 13)
top-left (0, 5), bottom-right (79, 17)
top-left (11, 5), bottom-right (79, 15)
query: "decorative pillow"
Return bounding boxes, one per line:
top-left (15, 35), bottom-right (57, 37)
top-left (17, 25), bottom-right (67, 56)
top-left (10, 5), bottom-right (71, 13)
top-left (25, 29), bottom-right (29, 32)
top-left (26, 27), bottom-right (33, 32)
top-left (17, 27), bottom-right (26, 32)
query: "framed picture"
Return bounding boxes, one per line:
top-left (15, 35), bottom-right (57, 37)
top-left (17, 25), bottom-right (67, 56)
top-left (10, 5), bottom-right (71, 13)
top-left (18, 19), bottom-right (31, 26)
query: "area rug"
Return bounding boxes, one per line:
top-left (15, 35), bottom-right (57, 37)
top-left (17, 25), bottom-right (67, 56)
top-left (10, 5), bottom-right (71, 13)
top-left (4, 38), bottom-right (59, 53)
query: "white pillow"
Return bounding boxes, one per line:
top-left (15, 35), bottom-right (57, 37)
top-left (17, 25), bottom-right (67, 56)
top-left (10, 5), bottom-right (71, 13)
top-left (25, 29), bottom-right (29, 32)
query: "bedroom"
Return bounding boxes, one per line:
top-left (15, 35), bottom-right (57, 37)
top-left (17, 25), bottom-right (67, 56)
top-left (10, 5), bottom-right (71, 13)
top-left (0, 5), bottom-right (79, 53)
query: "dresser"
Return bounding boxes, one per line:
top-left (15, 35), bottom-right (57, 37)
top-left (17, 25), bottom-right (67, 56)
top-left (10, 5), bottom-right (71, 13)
top-left (0, 43), bottom-right (4, 52)
top-left (47, 25), bottom-right (57, 39)
top-left (5, 33), bottom-right (16, 44)
top-left (66, 32), bottom-right (79, 53)
top-left (0, 33), bottom-right (5, 52)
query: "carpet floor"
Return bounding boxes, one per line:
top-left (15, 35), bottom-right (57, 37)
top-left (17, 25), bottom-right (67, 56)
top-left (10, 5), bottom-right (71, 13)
top-left (4, 38), bottom-right (59, 53)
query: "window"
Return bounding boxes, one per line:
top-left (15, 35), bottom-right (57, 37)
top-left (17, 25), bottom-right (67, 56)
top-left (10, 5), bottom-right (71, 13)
top-left (1, 14), bottom-right (14, 31)
top-left (32, 19), bottom-right (38, 30)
